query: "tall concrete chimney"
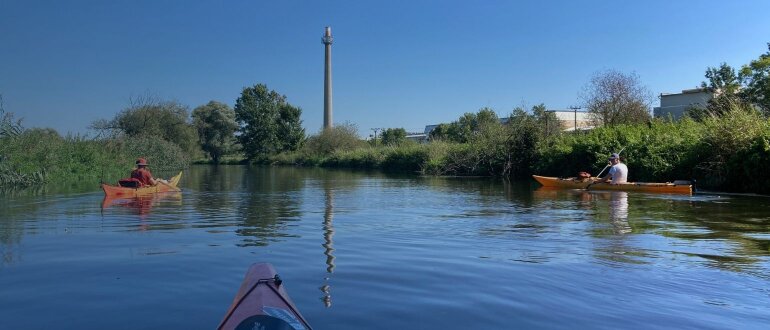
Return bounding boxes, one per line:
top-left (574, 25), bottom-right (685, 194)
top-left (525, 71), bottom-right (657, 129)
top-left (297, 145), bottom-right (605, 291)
top-left (322, 26), bottom-right (334, 129)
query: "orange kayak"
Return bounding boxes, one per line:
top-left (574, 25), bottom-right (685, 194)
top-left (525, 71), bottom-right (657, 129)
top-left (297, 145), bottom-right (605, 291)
top-left (218, 263), bottom-right (312, 330)
top-left (532, 175), bottom-right (693, 194)
top-left (101, 171), bottom-right (182, 198)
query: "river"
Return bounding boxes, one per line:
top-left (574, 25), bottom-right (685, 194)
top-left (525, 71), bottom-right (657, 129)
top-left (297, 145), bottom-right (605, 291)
top-left (1, 165), bottom-right (769, 329)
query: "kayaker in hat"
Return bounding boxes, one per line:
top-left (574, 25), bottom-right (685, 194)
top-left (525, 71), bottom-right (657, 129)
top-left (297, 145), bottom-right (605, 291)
top-left (130, 158), bottom-right (168, 186)
top-left (597, 153), bottom-right (628, 184)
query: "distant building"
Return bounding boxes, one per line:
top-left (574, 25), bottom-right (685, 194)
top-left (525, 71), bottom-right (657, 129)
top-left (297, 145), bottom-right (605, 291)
top-left (548, 109), bottom-right (593, 131)
top-left (405, 130), bottom-right (428, 143)
top-left (653, 88), bottom-right (713, 120)
top-left (418, 109), bottom-right (593, 140)
top-left (405, 124), bottom-right (440, 143)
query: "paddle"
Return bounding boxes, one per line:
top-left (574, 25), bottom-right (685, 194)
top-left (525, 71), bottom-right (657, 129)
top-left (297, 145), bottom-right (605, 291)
top-left (156, 179), bottom-right (181, 192)
top-left (586, 147), bottom-right (625, 190)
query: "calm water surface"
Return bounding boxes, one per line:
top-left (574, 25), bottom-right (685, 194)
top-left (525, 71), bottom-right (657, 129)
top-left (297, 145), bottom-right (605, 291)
top-left (1, 166), bottom-right (769, 329)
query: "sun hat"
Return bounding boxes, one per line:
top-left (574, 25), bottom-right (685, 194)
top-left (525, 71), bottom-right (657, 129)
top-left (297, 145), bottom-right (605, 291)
top-left (136, 158), bottom-right (148, 166)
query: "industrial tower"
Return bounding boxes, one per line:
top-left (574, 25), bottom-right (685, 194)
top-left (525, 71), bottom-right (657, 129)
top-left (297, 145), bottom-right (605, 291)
top-left (322, 26), bottom-right (334, 129)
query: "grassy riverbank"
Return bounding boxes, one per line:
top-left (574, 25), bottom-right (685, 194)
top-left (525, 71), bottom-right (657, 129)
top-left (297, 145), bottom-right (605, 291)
top-left (0, 130), bottom-right (190, 186)
top-left (3, 105), bottom-right (769, 194)
top-left (270, 109), bottom-right (770, 194)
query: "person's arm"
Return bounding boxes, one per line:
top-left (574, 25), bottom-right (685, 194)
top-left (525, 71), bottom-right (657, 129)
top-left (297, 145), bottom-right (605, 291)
top-left (599, 166), bottom-right (615, 183)
top-left (147, 172), bottom-right (167, 185)
top-left (141, 170), bottom-right (157, 186)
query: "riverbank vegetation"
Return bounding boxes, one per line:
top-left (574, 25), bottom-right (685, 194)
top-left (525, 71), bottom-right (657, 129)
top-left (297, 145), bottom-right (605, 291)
top-left (267, 103), bottom-right (770, 193)
top-left (1, 95), bottom-right (193, 186)
top-left (2, 43), bottom-right (769, 193)
top-left (266, 44), bottom-right (770, 193)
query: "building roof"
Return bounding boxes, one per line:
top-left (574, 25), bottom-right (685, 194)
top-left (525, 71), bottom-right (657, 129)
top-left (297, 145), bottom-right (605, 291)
top-left (660, 87), bottom-right (712, 96)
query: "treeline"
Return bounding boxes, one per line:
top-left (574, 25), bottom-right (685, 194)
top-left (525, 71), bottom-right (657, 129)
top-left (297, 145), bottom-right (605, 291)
top-left (2, 43), bottom-right (769, 193)
top-left (269, 43), bottom-right (770, 193)
top-left (0, 83), bottom-right (304, 186)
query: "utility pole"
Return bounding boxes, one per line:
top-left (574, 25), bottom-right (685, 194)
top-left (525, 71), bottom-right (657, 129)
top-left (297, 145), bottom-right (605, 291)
top-left (322, 27), bottom-right (334, 129)
top-left (569, 106), bottom-right (581, 132)
top-left (371, 128), bottom-right (382, 146)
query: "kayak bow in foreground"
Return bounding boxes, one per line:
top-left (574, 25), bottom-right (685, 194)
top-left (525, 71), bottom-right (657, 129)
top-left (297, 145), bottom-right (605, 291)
top-left (218, 263), bottom-right (312, 330)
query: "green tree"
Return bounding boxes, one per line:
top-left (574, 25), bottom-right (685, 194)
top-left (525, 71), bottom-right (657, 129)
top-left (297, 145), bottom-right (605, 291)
top-left (692, 44), bottom-right (770, 119)
top-left (530, 103), bottom-right (559, 136)
top-left (276, 101), bottom-right (305, 152)
top-left (234, 84), bottom-right (305, 161)
top-left (93, 96), bottom-right (199, 155)
top-left (1, 95), bottom-right (24, 138)
top-left (740, 42), bottom-right (770, 115)
top-left (688, 63), bottom-right (748, 119)
top-left (429, 108), bottom-right (500, 143)
top-left (428, 123), bottom-right (451, 141)
top-left (381, 128), bottom-right (407, 146)
top-left (192, 101), bottom-right (238, 163)
top-left (475, 107), bottom-right (500, 128)
top-left (703, 63), bottom-right (743, 95)
top-left (504, 108), bottom-right (541, 178)
top-left (581, 69), bottom-right (652, 126)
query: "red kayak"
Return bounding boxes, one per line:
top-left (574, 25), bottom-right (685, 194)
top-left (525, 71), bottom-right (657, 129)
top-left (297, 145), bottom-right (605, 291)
top-left (218, 263), bottom-right (312, 330)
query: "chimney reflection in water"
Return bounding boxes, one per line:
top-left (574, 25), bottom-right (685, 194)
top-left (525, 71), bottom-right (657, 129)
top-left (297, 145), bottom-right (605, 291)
top-left (320, 186), bottom-right (335, 307)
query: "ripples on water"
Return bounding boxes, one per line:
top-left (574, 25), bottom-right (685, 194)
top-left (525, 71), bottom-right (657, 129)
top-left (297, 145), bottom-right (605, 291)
top-left (1, 166), bottom-right (769, 329)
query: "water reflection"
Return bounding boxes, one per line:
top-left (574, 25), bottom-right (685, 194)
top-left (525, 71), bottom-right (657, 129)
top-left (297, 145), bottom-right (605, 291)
top-left (647, 194), bottom-right (770, 274)
top-left (608, 192), bottom-right (630, 235)
top-left (321, 187), bottom-right (334, 307)
top-left (323, 187), bottom-right (336, 274)
top-left (101, 193), bottom-right (182, 219)
top-left (189, 165), bottom-right (240, 222)
top-left (0, 223), bottom-right (21, 266)
top-left (592, 191), bottom-right (644, 266)
top-left (0, 197), bottom-right (22, 266)
top-left (3, 167), bottom-right (770, 282)
top-left (235, 167), bottom-right (304, 247)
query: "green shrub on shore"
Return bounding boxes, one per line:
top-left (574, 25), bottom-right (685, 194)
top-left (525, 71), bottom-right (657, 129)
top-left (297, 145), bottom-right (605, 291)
top-left (694, 109), bottom-right (770, 189)
top-left (303, 123), bottom-right (364, 156)
top-left (536, 118), bottom-right (705, 181)
top-left (0, 129), bottom-right (190, 187)
top-left (727, 130), bottom-right (770, 194)
top-left (380, 144), bottom-right (429, 173)
top-left (121, 134), bottom-right (190, 172)
top-left (324, 147), bottom-right (385, 169)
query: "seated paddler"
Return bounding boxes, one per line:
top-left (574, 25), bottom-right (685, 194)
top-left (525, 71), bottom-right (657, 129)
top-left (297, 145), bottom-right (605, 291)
top-left (597, 153), bottom-right (628, 184)
top-left (131, 158), bottom-right (168, 186)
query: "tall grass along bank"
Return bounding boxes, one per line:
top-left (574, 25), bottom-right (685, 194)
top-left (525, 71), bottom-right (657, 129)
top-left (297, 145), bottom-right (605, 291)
top-left (272, 109), bottom-right (770, 194)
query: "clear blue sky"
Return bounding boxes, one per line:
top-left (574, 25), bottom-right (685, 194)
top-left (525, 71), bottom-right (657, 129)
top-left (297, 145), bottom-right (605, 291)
top-left (2, 1), bottom-right (769, 136)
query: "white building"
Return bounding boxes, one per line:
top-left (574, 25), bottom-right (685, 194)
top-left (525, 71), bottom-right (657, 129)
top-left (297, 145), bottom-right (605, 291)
top-left (653, 88), bottom-right (713, 120)
top-left (548, 110), bottom-right (593, 131)
top-left (418, 109), bottom-right (593, 141)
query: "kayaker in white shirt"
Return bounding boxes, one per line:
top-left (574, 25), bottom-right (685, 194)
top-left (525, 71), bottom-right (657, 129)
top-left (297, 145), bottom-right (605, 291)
top-left (598, 153), bottom-right (628, 184)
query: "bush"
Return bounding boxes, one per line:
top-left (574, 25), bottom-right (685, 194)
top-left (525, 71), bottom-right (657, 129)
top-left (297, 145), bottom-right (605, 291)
top-left (381, 128), bottom-right (407, 146)
top-left (324, 148), bottom-right (385, 169)
top-left (303, 123), bottom-right (365, 156)
top-left (121, 134), bottom-right (190, 173)
top-left (536, 119), bottom-right (706, 181)
top-left (0, 129), bottom-right (190, 187)
top-left (268, 103), bottom-right (770, 193)
top-left (694, 109), bottom-right (769, 188)
top-left (381, 145), bottom-right (430, 173)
